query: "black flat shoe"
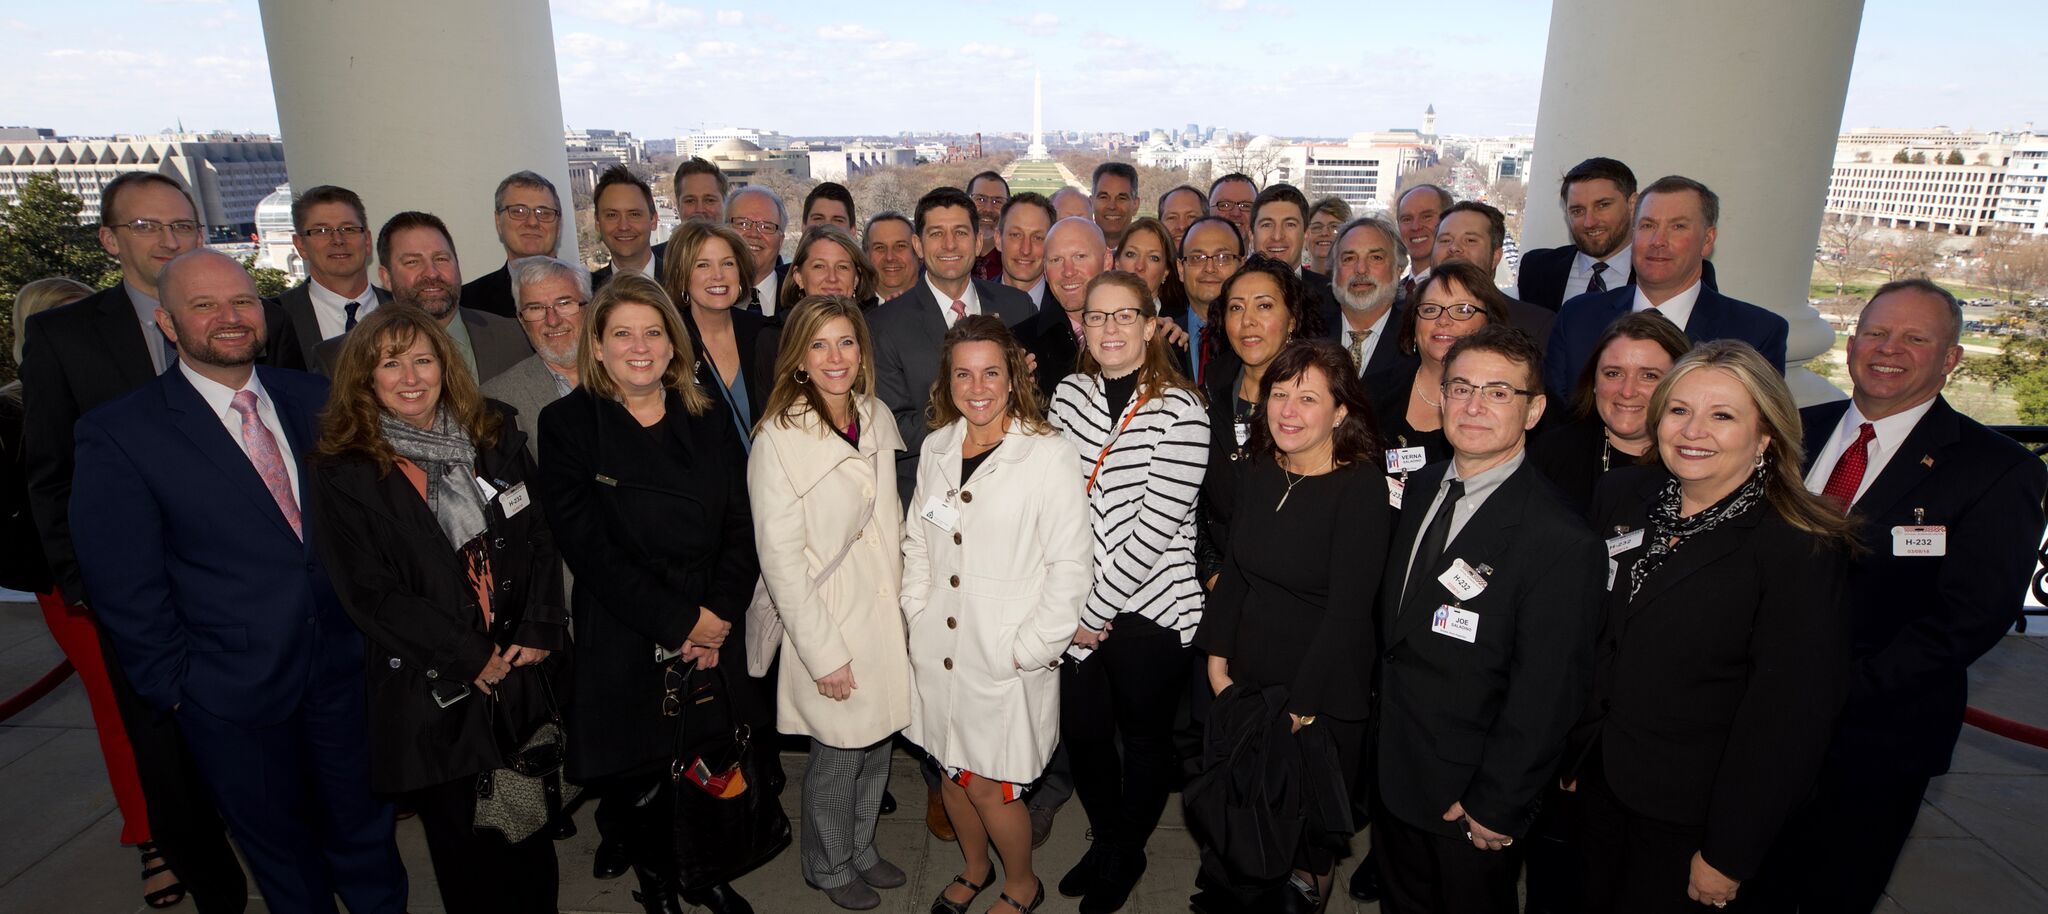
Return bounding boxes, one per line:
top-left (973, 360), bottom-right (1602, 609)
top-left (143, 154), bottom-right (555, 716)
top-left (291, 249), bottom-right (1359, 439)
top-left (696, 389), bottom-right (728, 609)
top-left (593, 838), bottom-right (630, 880)
top-left (138, 842), bottom-right (185, 910)
top-left (1079, 849), bottom-right (1146, 914)
top-left (681, 882), bottom-right (754, 914)
top-left (880, 788), bottom-right (898, 815)
top-left (1059, 842), bottom-right (1112, 898)
top-left (929, 866), bottom-right (992, 914)
top-left (1346, 849), bottom-right (1381, 902)
top-left (994, 878), bottom-right (1047, 913)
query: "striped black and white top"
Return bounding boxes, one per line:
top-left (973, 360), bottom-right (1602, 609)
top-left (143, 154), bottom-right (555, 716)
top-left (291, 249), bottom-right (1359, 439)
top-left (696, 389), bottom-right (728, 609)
top-left (1048, 372), bottom-right (1211, 648)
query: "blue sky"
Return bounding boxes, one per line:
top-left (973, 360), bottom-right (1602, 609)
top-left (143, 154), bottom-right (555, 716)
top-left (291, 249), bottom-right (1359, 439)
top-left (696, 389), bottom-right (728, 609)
top-left (5, 0), bottom-right (2043, 141)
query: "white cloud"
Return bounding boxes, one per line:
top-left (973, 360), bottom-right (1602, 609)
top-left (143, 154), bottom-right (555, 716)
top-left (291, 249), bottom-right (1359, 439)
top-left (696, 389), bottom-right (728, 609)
top-left (715, 10), bottom-right (744, 25)
top-left (961, 43), bottom-right (1024, 61)
top-left (818, 23), bottom-right (882, 41)
top-left (558, 32), bottom-right (630, 59)
top-left (1005, 13), bottom-right (1060, 35)
top-left (694, 40), bottom-right (740, 57)
top-left (1206, 0), bottom-right (1249, 10)
top-left (1083, 32), bottom-right (1132, 51)
top-left (865, 41), bottom-right (922, 62)
top-left (554, 0), bottom-right (706, 30)
top-left (665, 51), bottom-right (695, 70)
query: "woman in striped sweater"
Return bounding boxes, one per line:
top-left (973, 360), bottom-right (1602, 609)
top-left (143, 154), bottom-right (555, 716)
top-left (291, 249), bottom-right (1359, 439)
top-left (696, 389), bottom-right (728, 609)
top-left (1047, 270), bottom-right (1211, 913)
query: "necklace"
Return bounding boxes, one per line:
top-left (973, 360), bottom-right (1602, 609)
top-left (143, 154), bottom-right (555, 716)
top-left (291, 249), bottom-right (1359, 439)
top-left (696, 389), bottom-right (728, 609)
top-left (1276, 453), bottom-right (1333, 512)
top-left (1415, 385), bottom-right (1442, 408)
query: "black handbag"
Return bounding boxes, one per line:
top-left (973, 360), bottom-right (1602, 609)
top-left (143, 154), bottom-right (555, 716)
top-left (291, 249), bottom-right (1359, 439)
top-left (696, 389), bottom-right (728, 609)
top-left (475, 670), bottom-right (580, 843)
top-left (665, 660), bottom-right (791, 892)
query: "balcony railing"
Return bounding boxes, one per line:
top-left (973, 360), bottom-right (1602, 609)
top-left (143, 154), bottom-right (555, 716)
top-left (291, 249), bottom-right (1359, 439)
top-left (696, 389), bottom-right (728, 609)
top-left (1990, 425), bottom-right (2048, 633)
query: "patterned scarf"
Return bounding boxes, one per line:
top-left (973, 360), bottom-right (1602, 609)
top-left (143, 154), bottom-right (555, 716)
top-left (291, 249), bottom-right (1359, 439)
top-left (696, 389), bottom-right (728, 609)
top-left (1627, 467), bottom-right (1766, 603)
top-left (379, 407), bottom-right (487, 549)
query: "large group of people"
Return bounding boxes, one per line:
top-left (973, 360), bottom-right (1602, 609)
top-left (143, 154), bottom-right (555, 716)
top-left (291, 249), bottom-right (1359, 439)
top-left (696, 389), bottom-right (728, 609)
top-left (2, 151), bottom-right (2043, 914)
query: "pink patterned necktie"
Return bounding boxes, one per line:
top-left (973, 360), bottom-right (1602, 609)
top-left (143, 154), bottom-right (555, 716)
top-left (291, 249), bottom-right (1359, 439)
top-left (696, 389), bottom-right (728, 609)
top-left (230, 390), bottom-right (303, 538)
top-left (951, 299), bottom-right (967, 324)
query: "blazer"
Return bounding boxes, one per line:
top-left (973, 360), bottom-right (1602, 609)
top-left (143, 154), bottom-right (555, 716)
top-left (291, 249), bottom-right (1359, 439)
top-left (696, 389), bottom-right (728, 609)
top-left (1376, 457), bottom-right (1605, 840)
top-left (868, 278), bottom-right (1036, 501)
top-left (901, 419), bottom-right (1091, 783)
top-left (1800, 397), bottom-right (2048, 781)
top-left (1543, 282), bottom-right (1784, 401)
top-left (1569, 464), bottom-right (1849, 882)
top-left (1527, 411), bottom-right (1653, 520)
top-left (276, 281), bottom-right (393, 368)
top-left (313, 307), bottom-right (532, 383)
top-left (69, 366), bottom-right (361, 727)
top-left (460, 263), bottom-right (517, 318)
top-left (591, 247), bottom-right (663, 290)
top-left (0, 383), bottom-right (49, 593)
top-left (1517, 245), bottom-right (1717, 312)
top-left (683, 307), bottom-right (781, 433)
top-left (308, 401), bottom-right (569, 792)
top-left (23, 283), bottom-right (301, 604)
top-left (481, 355), bottom-right (570, 462)
top-left (535, 386), bottom-right (759, 780)
top-left (748, 396), bottom-right (912, 749)
top-left (1018, 303), bottom-right (1082, 402)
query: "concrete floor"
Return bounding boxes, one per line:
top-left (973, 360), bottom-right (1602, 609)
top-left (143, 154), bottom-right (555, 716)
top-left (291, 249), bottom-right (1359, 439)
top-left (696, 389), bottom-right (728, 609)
top-left (3, 596), bottom-right (2045, 913)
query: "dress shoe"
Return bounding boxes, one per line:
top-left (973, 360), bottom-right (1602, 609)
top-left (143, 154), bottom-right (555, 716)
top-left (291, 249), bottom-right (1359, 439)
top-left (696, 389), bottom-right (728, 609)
top-left (1346, 849), bottom-right (1381, 902)
top-left (629, 864), bottom-right (684, 914)
top-left (818, 878), bottom-right (881, 910)
top-left (550, 815), bottom-right (578, 840)
top-left (593, 838), bottom-right (630, 880)
top-left (680, 882), bottom-right (753, 914)
top-left (1079, 848), bottom-right (1146, 914)
top-left (925, 787), bottom-right (956, 842)
top-left (1029, 802), bottom-right (1057, 849)
top-left (928, 866), bottom-right (992, 914)
top-left (858, 857), bottom-right (908, 889)
top-left (879, 788), bottom-right (898, 815)
top-left (1058, 841), bottom-right (1113, 898)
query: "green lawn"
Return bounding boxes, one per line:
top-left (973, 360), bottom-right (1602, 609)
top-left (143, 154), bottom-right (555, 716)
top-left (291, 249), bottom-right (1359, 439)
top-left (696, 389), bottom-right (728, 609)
top-left (1809, 263), bottom-right (2008, 303)
top-left (1816, 332), bottom-right (2018, 425)
top-left (1006, 160), bottom-right (1069, 196)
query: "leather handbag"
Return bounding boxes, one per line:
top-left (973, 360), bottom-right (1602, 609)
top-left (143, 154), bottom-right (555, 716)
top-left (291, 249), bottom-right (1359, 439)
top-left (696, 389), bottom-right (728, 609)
top-left (743, 491), bottom-right (876, 677)
top-left (666, 661), bottom-right (791, 891)
top-left (473, 671), bottom-right (580, 843)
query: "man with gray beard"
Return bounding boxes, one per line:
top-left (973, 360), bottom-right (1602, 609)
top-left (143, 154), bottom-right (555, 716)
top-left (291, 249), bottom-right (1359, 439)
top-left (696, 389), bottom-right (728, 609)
top-left (1327, 216), bottom-right (1419, 390)
top-left (483, 256), bottom-right (587, 458)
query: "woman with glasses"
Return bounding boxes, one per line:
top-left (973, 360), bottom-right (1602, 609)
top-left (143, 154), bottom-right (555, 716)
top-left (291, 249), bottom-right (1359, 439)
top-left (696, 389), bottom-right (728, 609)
top-left (534, 274), bottom-right (761, 914)
top-left (662, 222), bottom-right (779, 454)
top-left (1370, 260), bottom-right (1513, 479)
top-left (779, 225), bottom-right (881, 313)
top-left (309, 306), bottom-right (568, 914)
top-left (1044, 272), bottom-right (1208, 911)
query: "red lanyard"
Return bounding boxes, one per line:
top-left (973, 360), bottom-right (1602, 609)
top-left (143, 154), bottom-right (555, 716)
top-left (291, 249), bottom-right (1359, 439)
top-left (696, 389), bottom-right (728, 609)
top-left (1085, 392), bottom-right (1150, 495)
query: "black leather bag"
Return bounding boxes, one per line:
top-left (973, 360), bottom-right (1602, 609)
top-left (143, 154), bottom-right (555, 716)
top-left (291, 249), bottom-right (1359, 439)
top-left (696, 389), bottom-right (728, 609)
top-left (666, 661), bottom-right (790, 892)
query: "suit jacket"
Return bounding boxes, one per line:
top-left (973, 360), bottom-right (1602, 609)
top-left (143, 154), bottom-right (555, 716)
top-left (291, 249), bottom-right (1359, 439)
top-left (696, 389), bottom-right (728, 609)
top-left (591, 246), bottom-right (663, 290)
top-left (313, 307), bottom-right (532, 383)
top-left (460, 263), bottom-right (516, 318)
top-left (275, 281), bottom-right (393, 368)
top-left (683, 307), bottom-right (780, 432)
top-left (1517, 245), bottom-right (1717, 312)
top-left (1375, 456), bottom-right (1605, 840)
top-left (482, 355), bottom-right (570, 462)
top-left (1543, 283), bottom-right (1786, 401)
top-left (534, 386), bottom-right (759, 780)
top-left (868, 277), bottom-right (1036, 501)
top-left (1569, 464), bottom-right (1848, 881)
top-left (1800, 397), bottom-right (2048, 781)
top-left (69, 366), bottom-right (362, 727)
top-left (1019, 302), bottom-right (1083, 402)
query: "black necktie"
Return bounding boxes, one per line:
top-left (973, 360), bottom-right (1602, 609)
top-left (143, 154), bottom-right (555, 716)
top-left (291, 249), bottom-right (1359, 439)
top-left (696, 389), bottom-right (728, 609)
top-left (1587, 262), bottom-right (1609, 295)
top-left (1404, 479), bottom-right (1465, 608)
top-left (749, 287), bottom-right (762, 312)
top-left (344, 301), bottom-right (361, 332)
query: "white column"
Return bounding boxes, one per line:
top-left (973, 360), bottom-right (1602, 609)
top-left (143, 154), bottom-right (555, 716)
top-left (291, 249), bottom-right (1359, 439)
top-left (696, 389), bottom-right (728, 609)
top-left (256, 0), bottom-right (576, 274)
top-left (1525, 0), bottom-right (1865, 404)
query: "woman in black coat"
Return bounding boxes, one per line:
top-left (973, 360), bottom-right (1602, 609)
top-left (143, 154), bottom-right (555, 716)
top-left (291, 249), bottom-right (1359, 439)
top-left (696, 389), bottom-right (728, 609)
top-left (1529, 312), bottom-right (1691, 519)
top-left (534, 274), bottom-right (761, 914)
top-left (311, 307), bottom-right (568, 914)
top-left (662, 220), bottom-right (780, 451)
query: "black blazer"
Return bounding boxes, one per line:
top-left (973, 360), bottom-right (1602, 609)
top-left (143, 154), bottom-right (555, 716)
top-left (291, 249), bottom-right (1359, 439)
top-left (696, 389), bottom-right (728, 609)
top-left (1197, 349), bottom-right (1249, 583)
top-left (460, 263), bottom-right (517, 318)
top-left (1367, 373), bottom-right (1452, 468)
top-left (535, 386), bottom-right (759, 781)
top-left (275, 281), bottom-right (393, 368)
top-left (1375, 457), bottom-right (1604, 840)
top-left (1019, 302), bottom-right (1082, 402)
top-left (1517, 245), bottom-right (1717, 312)
top-left (1543, 282), bottom-right (1784, 401)
top-left (1568, 464), bottom-right (1848, 881)
top-left (682, 307), bottom-right (780, 433)
top-left (309, 401), bottom-right (569, 793)
top-left (1800, 397), bottom-right (2048, 781)
top-left (868, 278), bottom-right (1036, 501)
top-left (0, 384), bottom-right (48, 593)
top-left (591, 245), bottom-right (663, 290)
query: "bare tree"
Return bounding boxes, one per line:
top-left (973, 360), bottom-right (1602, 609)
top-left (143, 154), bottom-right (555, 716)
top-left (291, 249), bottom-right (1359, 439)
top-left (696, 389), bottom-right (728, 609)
top-left (1817, 217), bottom-right (1873, 298)
top-left (1869, 230), bottom-right (1944, 282)
top-left (1978, 227), bottom-right (2048, 306)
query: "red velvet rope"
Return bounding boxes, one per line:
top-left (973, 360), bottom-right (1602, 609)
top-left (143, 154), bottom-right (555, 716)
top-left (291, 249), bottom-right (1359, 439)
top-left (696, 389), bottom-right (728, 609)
top-left (1964, 706), bottom-right (2048, 750)
top-left (0, 661), bottom-right (75, 722)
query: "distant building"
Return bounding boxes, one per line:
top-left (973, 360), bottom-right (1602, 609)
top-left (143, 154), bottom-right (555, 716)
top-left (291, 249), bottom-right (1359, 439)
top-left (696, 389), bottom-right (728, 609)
top-left (566, 128), bottom-right (644, 165)
top-left (680, 127), bottom-right (791, 158)
top-left (1994, 140), bottom-right (2048, 235)
top-left (699, 137), bottom-right (808, 186)
top-left (807, 144), bottom-right (916, 181)
top-left (1823, 130), bottom-right (2040, 236)
top-left (253, 183), bottom-right (304, 278)
top-left (0, 132), bottom-right (289, 235)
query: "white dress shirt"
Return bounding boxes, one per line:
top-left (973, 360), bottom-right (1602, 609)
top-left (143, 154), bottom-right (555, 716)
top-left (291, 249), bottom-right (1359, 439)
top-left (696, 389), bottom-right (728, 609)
top-left (1803, 397), bottom-right (1939, 505)
top-left (179, 361), bottom-right (301, 502)
top-left (926, 274), bottom-right (982, 327)
top-left (753, 267), bottom-right (780, 317)
top-left (1632, 278), bottom-right (1704, 331)
top-left (306, 278), bottom-right (381, 340)
top-left (1566, 243), bottom-right (1633, 302)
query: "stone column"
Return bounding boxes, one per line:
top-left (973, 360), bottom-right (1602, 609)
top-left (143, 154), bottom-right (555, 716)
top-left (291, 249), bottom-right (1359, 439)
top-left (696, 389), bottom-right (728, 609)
top-left (1525, 0), bottom-right (1866, 403)
top-left (257, 0), bottom-right (576, 276)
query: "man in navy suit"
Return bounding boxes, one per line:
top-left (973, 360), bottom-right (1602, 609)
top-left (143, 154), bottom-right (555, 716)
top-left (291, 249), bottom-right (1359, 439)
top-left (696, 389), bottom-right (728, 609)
top-left (71, 249), bottom-right (408, 914)
top-left (1514, 157), bottom-right (1639, 312)
top-left (1747, 280), bottom-right (2047, 913)
top-left (589, 164), bottom-right (662, 290)
top-left (727, 185), bottom-right (791, 316)
top-left (1542, 176), bottom-right (1786, 401)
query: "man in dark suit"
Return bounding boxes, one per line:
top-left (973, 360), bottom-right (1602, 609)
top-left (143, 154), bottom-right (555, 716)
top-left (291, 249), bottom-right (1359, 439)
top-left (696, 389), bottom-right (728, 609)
top-left (967, 170), bottom-right (1009, 281)
top-left (21, 170), bottom-right (253, 912)
top-left (1017, 216), bottom-right (1107, 400)
top-left (71, 249), bottom-right (408, 914)
top-left (1543, 176), bottom-right (1786, 401)
top-left (1514, 157), bottom-right (1639, 312)
top-left (865, 210), bottom-right (922, 304)
top-left (1177, 215), bottom-right (1245, 384)
top-left (276, 184), bottom-right (392, 367)
top-left (1432, 201), bottom-right (1555, 351)
top-left (1324, 216), bottom-right (1421, 416)
top-left (317, 212), bottom-right (532, 382)
top-left (589, 165), bottom-right (662, 290)
top-left (1373, 327), bottom-right (1604, 914)
top-left (460, 170), bottom-right (564, 318)
top-left (997, 192), bottom-right (1056, 311)
top-left (727, 185), bottom-right (791, 317)
top-left (1748, 280), bottom-right (2048, 913)
top-left (870, 187), bottom-right (1034, 502)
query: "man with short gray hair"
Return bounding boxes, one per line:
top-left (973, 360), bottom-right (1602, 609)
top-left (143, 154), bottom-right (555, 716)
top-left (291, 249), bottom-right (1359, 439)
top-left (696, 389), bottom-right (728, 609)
top-left (726, 185), bottom-right (790, 316)
top-left (487, 255), bottom-right (590, 456)
top-left (462, 170), bottom-right (564, 319)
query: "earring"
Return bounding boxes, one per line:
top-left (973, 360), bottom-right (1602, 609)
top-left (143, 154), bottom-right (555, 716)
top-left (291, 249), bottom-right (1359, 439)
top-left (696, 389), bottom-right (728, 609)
top-left (793, 367), bottom-right (810, 385)
top-left (1754, 452), bottom-right (1767, 469)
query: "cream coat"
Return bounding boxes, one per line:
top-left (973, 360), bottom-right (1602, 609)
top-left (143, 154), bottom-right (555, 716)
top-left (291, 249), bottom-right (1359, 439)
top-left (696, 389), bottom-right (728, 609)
top-left (750, 396), bottom-right (912, 749)
top-left (901, 419), bottom-right (1092, 783)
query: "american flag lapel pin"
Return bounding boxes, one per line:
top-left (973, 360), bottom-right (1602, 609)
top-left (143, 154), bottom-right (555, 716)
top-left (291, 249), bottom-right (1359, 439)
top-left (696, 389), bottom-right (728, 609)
top-left (1921, 456), bottom-right (1935, 468)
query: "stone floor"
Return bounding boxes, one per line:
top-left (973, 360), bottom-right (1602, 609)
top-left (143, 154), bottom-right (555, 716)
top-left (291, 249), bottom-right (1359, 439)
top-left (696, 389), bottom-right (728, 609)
top-left (2, 595), bottom-right (2044, 913)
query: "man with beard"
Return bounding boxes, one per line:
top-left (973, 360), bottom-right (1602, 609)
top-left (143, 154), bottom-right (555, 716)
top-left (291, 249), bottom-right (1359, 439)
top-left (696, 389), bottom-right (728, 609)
top-left (864, 211), bottom-right (921, 303)
top-left (999, 192), bottom-right (1057, 311)
top-left (1092, 162), bottom-right (1139, 250)
top-left (1514, 157), bottom-right (1637, 312)
top-left (276, 184), bottom-right (391, 367)
top-left (1207, 173), bottom-right (1257, 239)
top-left (317, 212), bottom-right (530, 383)
top-left (1327, 216), bottom-right (1419, 388)
top-left (968, 170), bottom-right (1010, 282)
top-left (589, 166), bottom-right (661, 288)
top-left (461, 171), bottom-right (564, 318)
top-left (1431, 202), bottom-right (1555, 351)
top-left (485, 256), bottom-right (589, 457)
top-left (71, 248), bottom-right (410, 914)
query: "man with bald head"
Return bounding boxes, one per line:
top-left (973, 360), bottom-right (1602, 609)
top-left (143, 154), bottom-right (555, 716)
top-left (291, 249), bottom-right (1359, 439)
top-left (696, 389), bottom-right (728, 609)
top-left (1019, 216), bottom-right (1110, 400)
top-left (72, 249), bottom-right (409, 914)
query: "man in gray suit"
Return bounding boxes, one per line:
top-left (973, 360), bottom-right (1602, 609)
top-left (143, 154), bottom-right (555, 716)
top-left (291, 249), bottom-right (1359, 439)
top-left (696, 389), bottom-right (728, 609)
top-left (483, 256), bottom-right (587, 457)
top-left (276, 185), bottom-right (391, 367)
top-left (869, 186), bottom-right (1035, 502)
top-left (315, 211), bottom-right (532, 383)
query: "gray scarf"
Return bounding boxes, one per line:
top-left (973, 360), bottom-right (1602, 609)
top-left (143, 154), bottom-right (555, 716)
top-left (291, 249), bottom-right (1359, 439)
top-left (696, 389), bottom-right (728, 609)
top-left (380, 407), bottom-right (488, 548)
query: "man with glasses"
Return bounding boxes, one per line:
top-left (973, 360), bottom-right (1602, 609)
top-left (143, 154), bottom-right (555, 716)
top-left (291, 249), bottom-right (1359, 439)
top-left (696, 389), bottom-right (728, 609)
top-left (485, 256), bottom-right (590, 457)
top-left (461, 171), bottom-right (565, 319)
top-left (276, 184), bottom-right (391, 366)
top-left (726, 185), bottom-right (790, 317)
top-left (1207, 173), bottom-right (1258, 238)
top-left (1175, 215), bottom-right (1245, 381)
top-left (1373, 325), bottom-right (1602, 914)
top-left (967, 171), bottom-right (1010, 281)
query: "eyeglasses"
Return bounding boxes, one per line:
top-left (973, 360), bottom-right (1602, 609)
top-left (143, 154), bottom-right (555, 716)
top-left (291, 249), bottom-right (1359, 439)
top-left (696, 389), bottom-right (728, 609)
top-left (1442, 379), bottom-right (1538, 405)
top-left (519, 297), bottom-right (586, 322)
top-left (114, 219), bottom-right (201, 238)
top-left (1081, 307), bottom-right (1146, 327)
top-left (1212, 201), bottom-right (1252, 214)
top-left (1416, 303), bottom-right (1483, 321)
top-left (1180, 252), bottom-right (1241, 268)
top-left (662, 660), bottom-right (687, 718)
top-left (497, 204), bottom-right (561, 224)
top-left (970, 194), bottom-right (1006, 207)
top-left (297, 225), bottom-right (366, 240)
top-left (729, 218), bottom-right (781, 235)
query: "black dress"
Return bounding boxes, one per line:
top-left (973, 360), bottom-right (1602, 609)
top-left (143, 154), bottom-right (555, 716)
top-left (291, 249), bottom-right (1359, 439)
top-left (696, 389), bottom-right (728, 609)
top-left (1369, 373), bottom-right (1451, 475)
top-left (1529, 412), bottom-right (1650, 520)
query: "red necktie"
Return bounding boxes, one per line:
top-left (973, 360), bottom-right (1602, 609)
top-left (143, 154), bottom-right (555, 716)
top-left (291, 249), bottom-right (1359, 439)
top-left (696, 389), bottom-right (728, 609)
top-left (1821, 422), bottom-right (1876, 512)
top-left (231, 390), bottom-right (303, 538)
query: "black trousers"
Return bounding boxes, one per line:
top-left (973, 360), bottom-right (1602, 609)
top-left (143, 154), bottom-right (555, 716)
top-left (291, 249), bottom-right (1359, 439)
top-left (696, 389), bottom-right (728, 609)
top-left (1743, 772), bottom-right (1931, 914)
top-left (410, 774), bottom-right (561, 914)
top-left (1060, 615), bottom-right (1189, 852)
top-left (1522, 784), bottom-right (1581, 914)
top-left (1574, 764), bottom-right (1747, 914)
top-left (1372, 800), bottom-right (1522, 914)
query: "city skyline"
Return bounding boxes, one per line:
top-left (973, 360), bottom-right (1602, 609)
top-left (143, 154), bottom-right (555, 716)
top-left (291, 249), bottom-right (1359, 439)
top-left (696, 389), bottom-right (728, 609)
top-left (5, 0), bottom-right (2044, 141)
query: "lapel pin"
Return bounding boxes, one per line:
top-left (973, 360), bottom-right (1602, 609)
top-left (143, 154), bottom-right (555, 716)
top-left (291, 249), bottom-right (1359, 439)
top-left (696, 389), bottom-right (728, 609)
top-left (1476, 563), bottom-right (1495, 577)
top-left (1921, 455), bottom-right (1935, 468)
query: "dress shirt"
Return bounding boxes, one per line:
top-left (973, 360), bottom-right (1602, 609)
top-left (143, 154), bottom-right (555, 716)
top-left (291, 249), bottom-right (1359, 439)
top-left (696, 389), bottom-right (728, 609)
top-left (1025, 276), bottom-right (1047, 310)
top-left (1338, 305), bottom-right (1393, 376)
top-left (306, 277), bottom-right (381, 340)
top-left (1401, 447), bottom-right (1527, 600)
top-left (125, 280), bottom-right (172, 375)
top-left (178, 360), bottom-right (300, 501)
top-left (1567, 244), bottom-right (1633, 301)
top-left (1631, 277), bottom-right (1704, 331)
top-left (926, 274), bottom-right (982, 327)
top-left (545, 362), bottom-right (575, 399)
top-left (752, 267), bottom-right (780, 317)
top-left (610, 253), bottom-right (657, 279)
top-left (442, 314), bottom-right (480, 383)
top-left (1803, 396), bottom-right (1940, 505)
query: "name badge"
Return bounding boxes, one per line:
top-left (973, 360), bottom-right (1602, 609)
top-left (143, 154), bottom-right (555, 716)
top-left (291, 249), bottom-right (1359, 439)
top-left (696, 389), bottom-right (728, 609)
top-left (1233, 419), bottom-right (1250, 446)
top-left (474, 475), bottom-right (500, 502)
top-left (1605, 529), bottom-right (1644, 557)
top-left (1387, 475), bottom-right (1405, 510)
top-left (1437, 558), bottom-right (1487, 601)
top-left (920, 496), bottom-right (961, 533)
top-left (1385, 446), bottom-right (1428, 474)
top-left (498, 482), bottom-right (531, 518)
top-left (1432, 605), bottom-right (1480, 643)
top-left (1606, 558), bottom-right (1618, 592)
top-left (1892, 525), bottom-right (1947, 556)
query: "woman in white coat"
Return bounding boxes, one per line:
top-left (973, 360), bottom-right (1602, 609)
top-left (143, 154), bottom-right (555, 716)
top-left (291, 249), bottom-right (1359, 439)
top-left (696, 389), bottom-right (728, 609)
top-left (749, 296), bottom-right (914, 911)
top-left (903, 315), bottom-right (1092, 914)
